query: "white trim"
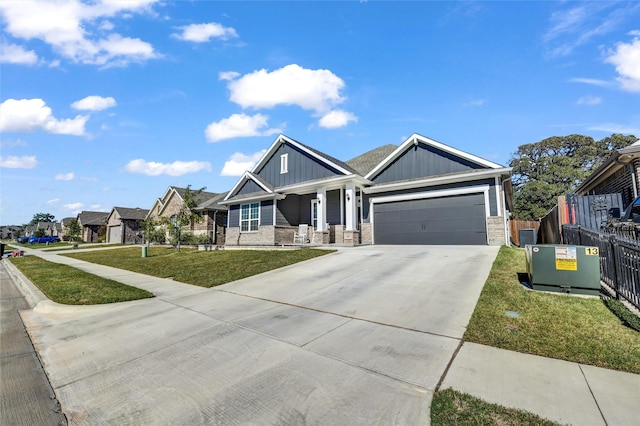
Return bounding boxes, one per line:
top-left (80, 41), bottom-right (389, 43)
top-left (340, 187), bottom-right (344, 225)
top-left (223, 171), bottom-right (273, 202)
top-left (369, 185), bottom-right (490, 244)
top-left (365, 133), bottom-right (505, 180)
top-left (363, 168), bottom-right (511, 194)
top-left (278, 174), bottom-right (371, 194)
top-left (495, 176), bottom-right (501, 216)
top-left (280, 153), bottom-right (288, 174)
top-left (273, 198), bottom-right (277, 226)
top-left (239, 202), bottom-right (260, 232)
top-left (311, 199), bottom-right (319, 231)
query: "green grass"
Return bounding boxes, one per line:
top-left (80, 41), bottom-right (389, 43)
top-left (63, 246), bottom-right (333, 287)
top-left (10, 256), bottom-right (153, 305)
top-left (431, 388), bottom-right (558, 426)
top-left (464, 246), bottom-right (640, 374)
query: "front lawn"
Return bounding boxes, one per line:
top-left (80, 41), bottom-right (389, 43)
top-left (63, 246), bottom-right (333, 287)
top-left (464, 246), bottom-right (640, 374)
top-left (431, 388), bottom-right (558, 426)
top-left (10, 256), bottom-right (153, 304)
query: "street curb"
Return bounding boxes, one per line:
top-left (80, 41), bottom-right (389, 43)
top-left (2, 259), bottom-right (48, 308)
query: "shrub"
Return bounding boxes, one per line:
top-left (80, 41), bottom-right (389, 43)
top-left (604, 299), bottom-right (640, 332)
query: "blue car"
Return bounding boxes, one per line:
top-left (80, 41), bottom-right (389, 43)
top-left (15, 236), bottom-right (29, 244)
top-left (28, 236), bottom-right (60, 244)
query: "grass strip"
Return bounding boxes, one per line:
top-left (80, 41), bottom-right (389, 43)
top-left (464, 246), bottom-right (640, 374)
top-left (431, 388), bottom-right (558, 426)
top-left (10, 256), bottom-right (153, 305)
top-left (64, 246), bottom-right (333, 288)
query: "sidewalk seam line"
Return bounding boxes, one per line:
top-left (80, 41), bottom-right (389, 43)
top-left (579, 364), bottom-right (608, 426)
top-left (434, 338), bottom-right (464, 393)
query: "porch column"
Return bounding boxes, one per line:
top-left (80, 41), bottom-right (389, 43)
top-left (316, 188), bottom-right (327, 232)
top-left (345, 183), bottom-right (357, 231)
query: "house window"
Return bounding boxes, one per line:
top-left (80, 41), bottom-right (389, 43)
top-left (280, 154), bottom-right (288, 174)
top-left (240, 202), bottom-right (260, 232)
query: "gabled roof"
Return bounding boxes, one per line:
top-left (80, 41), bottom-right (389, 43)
top-left (61, 217), bottom-right (75, 226)
top-left (347, 144), bottom-right (398, 176)
top-left (575, 139), bottom-right (640, 193)
top-left (252, 134), bottom-right (357, 176)
top-left (222, 171), bottom-right (280, 204)
top-left (77, 211), bottom-right (109, 226)
top-left (195, 191), bottom-right (229, 211)
top-left (365, 133), bottom-right (505, 180)
top-left (113, 207), bottom-right (149, 220)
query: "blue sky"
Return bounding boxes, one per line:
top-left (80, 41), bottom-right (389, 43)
top-left (1, 1), bottom-right (639, 226)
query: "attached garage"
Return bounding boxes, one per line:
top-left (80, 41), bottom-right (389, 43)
top-left (107, 225), bottom-right (122, 244)
top-left (372, 192), bottom-right (488, 245)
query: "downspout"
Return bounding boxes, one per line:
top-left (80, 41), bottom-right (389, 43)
top-left (212, 210), bottom-right (217, 245)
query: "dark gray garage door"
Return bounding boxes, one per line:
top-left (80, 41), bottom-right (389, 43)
top-left (373, 193), bottom-right (487, 245)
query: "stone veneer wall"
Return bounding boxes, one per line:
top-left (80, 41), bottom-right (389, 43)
top-left (226, 226), bottom-right (275, 246)
top-left (487, 216), bottom-right (506, 246)
top-left (360, 223), bottom-right (373, 244)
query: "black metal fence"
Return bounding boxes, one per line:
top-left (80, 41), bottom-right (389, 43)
top-left (563, 225), bottom-right (640, 310)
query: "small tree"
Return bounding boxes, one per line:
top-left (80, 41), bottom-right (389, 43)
top-left (66, 219), bottom-right (81, 242)
top-left (33, 228), bottom-right (46, 238)
top-left (141, 217), bottom-right (159, 248)
top-left (173, 185), bottom-right (205, 252)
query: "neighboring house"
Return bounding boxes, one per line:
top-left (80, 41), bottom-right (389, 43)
top-left (36, 221), bottom-right (58, 237)
top-left (77, 211), bottom-right (109, 242)
top-left (59, 217), bottom-right (75, 240)
top-left (220, 133), bottom-right (513, 246)
top-left (1, 225), bottom-right (23, 239)
top-left (147, 186), bottom-right (228, 245)
top-left (575, 139), bottom-right (640, 209)
top-left (105, 207), bottom-right (149, 244)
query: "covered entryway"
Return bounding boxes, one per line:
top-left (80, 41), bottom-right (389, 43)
top-left (373, 193), bottom-right (487, 245)
top-left (107, 226), bottom-right (122, 244)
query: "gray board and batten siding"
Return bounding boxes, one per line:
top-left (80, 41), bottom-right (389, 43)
top-left (228, 200), bottom-right (274, 227)
top-left (235, 179), bottom-right (267, 197)
top-left (373, 193), bottom-right (488, 245)
top-left (255, 142), bottom-right (347, 187)
top-left (369, 142), bottom-right (483, 184)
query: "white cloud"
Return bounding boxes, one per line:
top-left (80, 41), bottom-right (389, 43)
top-left (568, 78), bottom-right (612, 87)
top-left (587, 123), bottom-right (640, 134)
top-left (55, 172), bottom-right (75, 181)
top-left (46, 198), bottom-right (59, 205)
top-left (71, 95), bottom-right (117, 111)
top-left (219, 71), bottom-right (240, 81)
top-left (64, 202), bottom-right (84, 211)
top-left (462, 99), bottom-right (486, 107)
top-left (576, 95), bottom-right (602, 105)
top-left (220, 150), bottom-right (266, 176)
top-left (223, 64), bottom-right (348, 114)
top-left (0, 0), bottom-right (160, 67)
top-left (205, 113), bottom-right (281, 143)
top-left (318, 110), bottom-right (358, 129)
top-left (605, 37), bottom-right (640, 92)
top-left (0, 42), bottom-right (38, 64)
top-left (0, 155), bottom-right (38, 168)
top-left (124, 159), bottom-right (211, 176)
top-left (0, 98), bottom-right (88, 135)
top-left (172, 22), bottom-right (238, 42)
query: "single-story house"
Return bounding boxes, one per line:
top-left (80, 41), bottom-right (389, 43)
top-left (147, 186), bottom-right (228, 245)
top-left (575, 139), bottom-right (640, 209)
top-left (106, 207), bottom-right (149, 244)
top-left (59, 217), bottom-right (76, 240)
top-left (220, 133), bottom-right (513, 246)
top-left (77, 211), bottom-right (109, 242)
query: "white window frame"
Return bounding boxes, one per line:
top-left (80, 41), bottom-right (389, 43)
top-left (240, 202), bottom-right (260, 232)
top-left (311, 199), bottom-right (318, 230)
top-left (280, 153), bottom-right (288, 174)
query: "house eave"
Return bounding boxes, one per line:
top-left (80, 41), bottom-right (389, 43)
top-left (219, 193), bottom-right (286, 205)
top-left (278, 174), bottom-right (372, 194)
top-left (363, 167), bottom-right (512, 194)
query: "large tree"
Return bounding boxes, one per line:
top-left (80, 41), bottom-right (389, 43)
top-left (28, 213), bottom-right (55, 225)
top-left (510, 134), bottom-right (637, 220)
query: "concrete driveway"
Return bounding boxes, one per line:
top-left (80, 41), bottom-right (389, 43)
top-left (21, 245), bottom-right (499, 425)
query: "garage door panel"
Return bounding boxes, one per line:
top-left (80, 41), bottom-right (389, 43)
top-left (373, 193), bottom-right (487, 245)
top-left (108, 226), bottom-right (121, 244)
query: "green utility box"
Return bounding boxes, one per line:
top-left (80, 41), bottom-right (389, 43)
top-left (525, 244), bottom-right (601, 296)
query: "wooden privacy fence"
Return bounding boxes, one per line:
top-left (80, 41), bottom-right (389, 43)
top-left (510, 220), bottom-right (540, 246)
top-left (563, 225), bottom-right (640, 311)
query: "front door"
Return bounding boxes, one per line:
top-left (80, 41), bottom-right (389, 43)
top-left (311, 199), bottom-right (318, 230)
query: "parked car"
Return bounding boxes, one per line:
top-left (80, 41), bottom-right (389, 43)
top-left (15, 236), bottom-right (29, 244)
top-left (28, 236), bottom-right (60, 244)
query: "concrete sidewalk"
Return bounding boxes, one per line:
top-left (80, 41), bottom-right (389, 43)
top-left (8, 245), bottom-right (640, 425)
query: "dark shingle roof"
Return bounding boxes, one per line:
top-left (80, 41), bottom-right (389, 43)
top-left (77, 211), bottom-right (109, 226)
top-left (196, 192), bottom-right (229, 211)
top-left (347, 144), bottom-right (398, 176)
top-left (113, 207), bottom-right (149, 220)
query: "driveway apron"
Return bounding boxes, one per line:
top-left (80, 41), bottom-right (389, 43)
top-left (20, 245), bottom-right (499, 425)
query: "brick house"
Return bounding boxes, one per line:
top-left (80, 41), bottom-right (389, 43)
top-left (106, 207), bottom-right (149, 244)
top-left (77, 211), bottom-right (109, 243)
top-left (147, 186), bottom-right (228, 245)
